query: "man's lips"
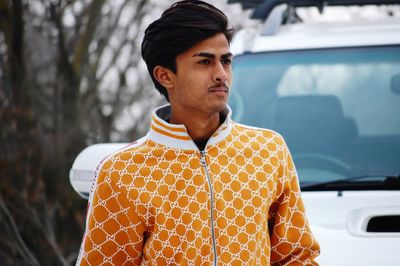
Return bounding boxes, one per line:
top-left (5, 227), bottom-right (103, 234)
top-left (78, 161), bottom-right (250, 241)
top-left (209, 85), bottom-right (229, 93)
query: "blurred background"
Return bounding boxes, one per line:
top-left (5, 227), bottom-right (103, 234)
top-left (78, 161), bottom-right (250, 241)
top-left (0, 0), bottom-right (397, 265)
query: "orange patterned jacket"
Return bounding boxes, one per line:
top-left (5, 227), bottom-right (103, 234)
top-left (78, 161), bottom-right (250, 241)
top-left (77, 104), bottom-right (320, 265)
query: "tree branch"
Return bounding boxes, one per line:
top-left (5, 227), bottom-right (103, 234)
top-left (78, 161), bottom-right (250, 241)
top-left (72, 0), bottom-right (106, 76)
top-left (0, 194), bottom-right (39, 266)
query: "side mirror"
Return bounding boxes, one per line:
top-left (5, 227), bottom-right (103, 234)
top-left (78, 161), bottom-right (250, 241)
top-left (69, 143), bottom-right (128, 199)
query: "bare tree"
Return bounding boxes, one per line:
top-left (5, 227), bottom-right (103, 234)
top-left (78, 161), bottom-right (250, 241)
top-left (0, 0), bottom-right (160, 264)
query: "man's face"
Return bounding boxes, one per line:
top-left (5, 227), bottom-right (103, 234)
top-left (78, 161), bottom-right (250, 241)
top-left (168, 33), bottom-right (232, 117)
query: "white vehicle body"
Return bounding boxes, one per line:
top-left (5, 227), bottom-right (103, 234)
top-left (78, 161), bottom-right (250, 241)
top-left (230, 5), bottom-right (400, 265)
top-left (70, 3), bottom-right (400, 266)
top-left (251, 18), bottom-right (400, 52)
top-left (303, 192), bottom-right (400, 265)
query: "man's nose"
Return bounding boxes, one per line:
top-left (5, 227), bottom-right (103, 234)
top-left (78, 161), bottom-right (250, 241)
top-left (213, 62), bottom-right (228, 83)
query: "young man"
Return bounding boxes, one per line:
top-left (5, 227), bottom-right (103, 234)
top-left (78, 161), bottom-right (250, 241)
top-left (76, 1), bottom-right (320, 265)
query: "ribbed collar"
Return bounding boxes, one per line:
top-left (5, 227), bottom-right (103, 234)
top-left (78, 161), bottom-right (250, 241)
top-left (147, 104), bottom-right (233, 151)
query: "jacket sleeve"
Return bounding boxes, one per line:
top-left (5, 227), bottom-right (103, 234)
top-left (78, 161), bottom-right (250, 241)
top-left (269, 138), bottom-right (320, 266)
top-left (76, 160), bottom-right (147, 265)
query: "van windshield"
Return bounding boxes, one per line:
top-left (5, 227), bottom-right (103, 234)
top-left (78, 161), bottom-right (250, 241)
top-left (229, 46), bottom-right (400, 186)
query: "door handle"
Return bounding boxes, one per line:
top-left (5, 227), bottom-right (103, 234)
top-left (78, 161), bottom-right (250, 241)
top-left (347, 206), bottom-right (400, 237)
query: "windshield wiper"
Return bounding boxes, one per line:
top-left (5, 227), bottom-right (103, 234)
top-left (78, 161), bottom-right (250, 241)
top-left (301, 175), bottom-right (400, 191)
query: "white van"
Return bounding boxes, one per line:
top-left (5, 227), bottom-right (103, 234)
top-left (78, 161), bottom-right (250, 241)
top-left (227, 0), bottom-right (400, 264)
top-left (70, 1), bottom-right (400, 265)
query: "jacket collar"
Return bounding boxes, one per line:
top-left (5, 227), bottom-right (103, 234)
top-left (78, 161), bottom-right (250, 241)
top-left (147, 104), bottom-right (233, 151)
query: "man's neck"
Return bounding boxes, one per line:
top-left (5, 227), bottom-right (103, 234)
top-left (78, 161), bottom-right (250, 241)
top-left (169, 109), bottom-right (221, 142)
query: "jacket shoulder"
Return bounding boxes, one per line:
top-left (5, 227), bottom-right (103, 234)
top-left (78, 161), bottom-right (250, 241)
top-left (95, 136), bottom-right (151, 176)
top-left (233, 122), bottom-right (286, 145)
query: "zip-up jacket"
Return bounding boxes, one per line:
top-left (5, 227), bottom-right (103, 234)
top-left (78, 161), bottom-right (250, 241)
top-left (77, 104), bottom-right (320, 265)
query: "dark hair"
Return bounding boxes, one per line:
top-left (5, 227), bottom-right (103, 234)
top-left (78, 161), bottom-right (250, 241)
top-left (141, 0), bottom-right (234, 101)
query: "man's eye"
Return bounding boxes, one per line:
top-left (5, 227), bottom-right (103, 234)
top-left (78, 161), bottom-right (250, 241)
top-left (199, 59), bottom-right (211, 65)
top-left (222, 58), bottom-right (232, 65)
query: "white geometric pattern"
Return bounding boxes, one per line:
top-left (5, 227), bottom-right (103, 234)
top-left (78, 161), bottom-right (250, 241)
top-left (76, 106), bottom-right (320, 265)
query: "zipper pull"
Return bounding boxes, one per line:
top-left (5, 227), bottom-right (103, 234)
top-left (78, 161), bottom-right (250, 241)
top-left (200, 151), bottom-right (206, 166)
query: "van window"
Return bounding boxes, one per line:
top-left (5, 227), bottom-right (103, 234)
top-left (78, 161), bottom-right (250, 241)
top-left (230, 46), bottom-right (400, 184)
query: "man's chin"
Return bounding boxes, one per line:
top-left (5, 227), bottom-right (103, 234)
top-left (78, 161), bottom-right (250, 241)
top-left (209, 102), bottom-right (228, 114)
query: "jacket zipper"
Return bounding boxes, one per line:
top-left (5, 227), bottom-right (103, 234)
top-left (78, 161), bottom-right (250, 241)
top-left (200, 150), bottom-right (218, 266)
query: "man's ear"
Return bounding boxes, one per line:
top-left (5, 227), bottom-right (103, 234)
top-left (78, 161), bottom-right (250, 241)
top-left (153, 66), bottom-right (175, 90)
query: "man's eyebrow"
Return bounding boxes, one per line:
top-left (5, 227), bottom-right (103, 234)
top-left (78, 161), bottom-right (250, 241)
top-left (192, 52), bottom-right (233, 59)
top-left (221, 52), bottom-right (233, 59)
top-left (193, 52), bottom-right (215, 59)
